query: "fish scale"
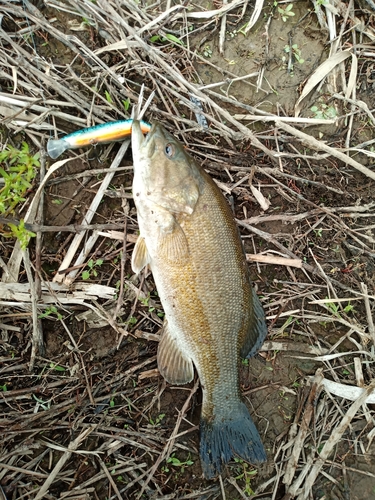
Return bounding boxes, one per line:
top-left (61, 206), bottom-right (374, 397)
top-left (131, 120), bottom-right (268, 478)
top-left (161, 170), bottom-right (250, 414)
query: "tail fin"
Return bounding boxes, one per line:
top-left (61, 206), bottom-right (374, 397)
top-left (47, 139), bottom-right (70, 159)
top-left (200, 401), bottom-right (266, 478)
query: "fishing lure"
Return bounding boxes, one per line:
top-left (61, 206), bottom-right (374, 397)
top-left (47, 119), bottom-right (151, 159)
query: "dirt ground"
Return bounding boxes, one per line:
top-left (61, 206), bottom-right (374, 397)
top-left (1, 0), bottom-right (375, 499)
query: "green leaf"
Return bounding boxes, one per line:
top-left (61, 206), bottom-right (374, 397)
top-left (7, 221), bottom-right (36, 249)
top-left (104, 90), bottom-right (113, 103)
top-left (50, 363), bottom-right (65, 371)
top-left (164, 33), bottom-right (184, 45)
top-left (123, 98), bottom-right (131, 111)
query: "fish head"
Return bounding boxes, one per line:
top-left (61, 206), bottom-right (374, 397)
top-left (132, 121), bottom-right (203, 215)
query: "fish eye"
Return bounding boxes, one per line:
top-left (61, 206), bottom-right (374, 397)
top-left (165, 143), bottom-right (175, 158)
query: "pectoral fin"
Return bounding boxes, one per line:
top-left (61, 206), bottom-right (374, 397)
top-left (157, 322), bottom-right (194, 385)
top-left (131, 236), bottom-right (150, 274)
top-left (240, 288), bottom-right (268, 359)
top-left (158, 222), bottom-right (189, 264)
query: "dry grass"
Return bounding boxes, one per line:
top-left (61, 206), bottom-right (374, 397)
top-left (1, 0), bottom-right (375, 498)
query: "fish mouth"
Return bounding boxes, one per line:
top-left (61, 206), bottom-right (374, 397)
top-left (131, 120), bottom-right (148, 151)
top-left (132, 121), bottom-right (174, 163)
top-left (132, 121), bottom-right (160, 151)
top-left (134, 121), bottom-right (167, 158)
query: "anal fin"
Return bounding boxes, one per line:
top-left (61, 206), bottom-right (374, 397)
top-left (131, 236), bottom-right (150, 274)
top-left (240, 287), bottom-right (268, 359)
top-left (157, 322), bottom-right (194, 385)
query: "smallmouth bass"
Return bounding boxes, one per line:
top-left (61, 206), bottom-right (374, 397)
top-left (131, 121), bottom-right (268, 478)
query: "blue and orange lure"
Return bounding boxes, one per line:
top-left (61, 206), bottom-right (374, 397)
top-left (47, 119), bottom-right (151, 159)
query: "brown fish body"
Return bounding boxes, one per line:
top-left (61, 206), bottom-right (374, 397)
top-left (131, 121), bottom-right (267, 477)
top-left (151, 169), bottom-right (252, 409)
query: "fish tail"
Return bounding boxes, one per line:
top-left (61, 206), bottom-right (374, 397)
top-left (47, 139), bottom-right (70, 159)
top-left (200, 400), bottom-right (266, 478)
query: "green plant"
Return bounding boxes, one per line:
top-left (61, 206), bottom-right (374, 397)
top-left (0, 142), bottom-right (39, 248)
top-left (82, 258), bottom-right (103, 279)
top-left (325, 300), bottom-right (340, 316)
top-left (0, 384), bottom-right (7, 391)
top-left (139, 292), bottom-right (165, 318)
top-left (277, 3), bottom-right (295, 21)
top-left (325, 299), bottom-right (355, 317)
top-left (149, 413), bottom-right (165, 426)
top-left (39, 305), bottom-right (63, 320)
top-left (278, 315), bottom-right (297, 334)
top-left (0, 142), bottom-right (40, 214)
top-left (49, 362), bottom-right (65, 372)
top-left (139, 293), bottom-right (150, 307)
top-left (317, 442), bottom-right (325, 453)
top-left (284, 44), bottom-right (304, 64)
top-left (311, 103), bottom-right (337, 120)
top-left (149, 33), bottom-right (184, 45)
top-left (162, 453), bottom-right (194, 474)
top-left (279, 390), bottom-right (289, 401)
top-left (226, 29), bottom-right (238, 39)
top-left (233, 458), bottom-right (257, 496)
top-left (104, 90), bottom-right (113, 103)
top-left (5, 220), bottom-right (36, 250)
top-left (278, 405), bottom-right (292, 421)
top-left (33, 394), bottom-right (51, 410)
top-left (202, 45), bottom-right (213, 58)
top-left (343, 302), bottom-right (355, 314)
top-left (281, 43), bottom-right (304, 75)
top-left (123, 97), bottom-right (131, 111)
top-left (127, 316), bottom-right (137, 326)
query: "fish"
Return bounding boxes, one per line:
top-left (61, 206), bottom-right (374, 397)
top-left (47, 119), bottom-right (151, 159)
top-left (131, 120), bottom-right (268, 478)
